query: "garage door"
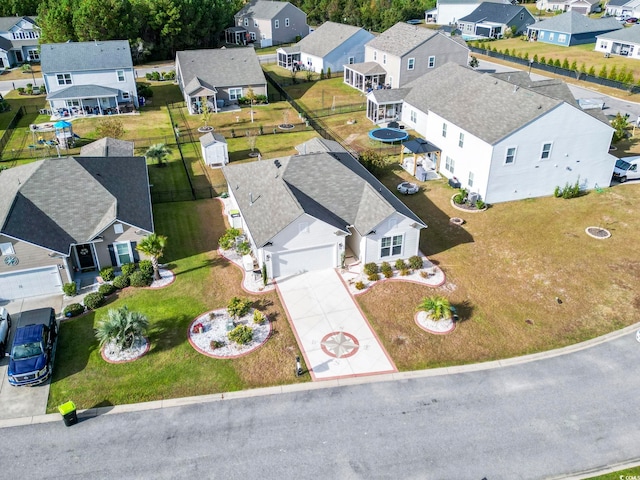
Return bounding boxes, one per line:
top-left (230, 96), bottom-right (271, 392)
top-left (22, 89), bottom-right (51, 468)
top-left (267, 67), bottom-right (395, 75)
top-left (272, 245), bottom-right (335, 278)
top-left (0, 266), bottom-right (63, 301)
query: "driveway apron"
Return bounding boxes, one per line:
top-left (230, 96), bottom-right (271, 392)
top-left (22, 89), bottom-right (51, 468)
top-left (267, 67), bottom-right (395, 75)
top-left (276, 269), bottom-right (396, 380)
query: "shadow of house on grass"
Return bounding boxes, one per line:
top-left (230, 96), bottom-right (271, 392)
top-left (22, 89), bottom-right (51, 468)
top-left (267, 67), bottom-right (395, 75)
top-left (51, 311), bottom-right (98, 382)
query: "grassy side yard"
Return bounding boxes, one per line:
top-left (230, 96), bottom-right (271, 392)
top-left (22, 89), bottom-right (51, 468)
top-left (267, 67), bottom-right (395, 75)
top-left (48, 199), bottom-right (307, 411)
top-left (585, 466), bottom-right (640, 479)
top-left (356, 164), bottom-right (640, 371)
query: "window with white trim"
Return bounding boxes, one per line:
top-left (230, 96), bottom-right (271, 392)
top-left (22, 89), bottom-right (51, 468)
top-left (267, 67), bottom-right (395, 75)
top-left (285, 18), bottom-right (290, 27)
top-left (28, 49), bottom-right (39, 61)
top-left (380, 235), bottom-right (402, 258)
top-left (410, 110), bottom-right (416, 123)
top-left (383, 54), bottom-right (386, 64)
top-left (348, 56), bottom-right (355, 64)
top-left (549, 32), bottom-right (555, 41)
top-left (541, 142), bottom-right (552, 159)
top-left (113, 242), bottom-right (133, 266)
top-left (407, 58), bottom-right (415, 70)
top-left (122, 92), bottom-right (130, 99)
top-left (428, 56), bottom-right (435, 68)
top-left (0, 242), bottom-right (15, 255)
top-left (459, 132), bottom-right (465, 148)
top-left (373, 50), bottom-right (377, 61)
top-left (558, 34), bottom-right (566, 43)
top-left (66, 99), bottom-right (80, 107)
top-left (505, 147), bottom-right (517, 164)
top-left (116, 70), bottom-right (125, 82)
top-left (244, 18), bottom-right (249, 27)
top-left (468, 171), bottom-right (474, 187)
top-left (275, 19), bottom-right (280, 28)
top-left (254, 19), bottom-right (258, 27)
top-left (114, 223), bottom-right (124, 234)
top-left (229, 87), bottom-right (243, 100)
top-left (56, 73), bottom-right (72, 86)
top-left (442, 122), bottom-right (447, 137)
top-left (250, 32), bottom-right (256, 40)
top-left (445, 156), bottom-right (455, 173)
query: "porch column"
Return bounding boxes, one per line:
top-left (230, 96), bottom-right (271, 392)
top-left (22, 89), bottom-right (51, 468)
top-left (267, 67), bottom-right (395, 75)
top-left (79, 98), bottom-right (85, 115)
top-left (115, 95), bottom-right (120, 114)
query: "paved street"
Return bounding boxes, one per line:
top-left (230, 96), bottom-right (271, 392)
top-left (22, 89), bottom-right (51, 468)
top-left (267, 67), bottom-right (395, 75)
top-left (1, 327), bottom-right (639, 479)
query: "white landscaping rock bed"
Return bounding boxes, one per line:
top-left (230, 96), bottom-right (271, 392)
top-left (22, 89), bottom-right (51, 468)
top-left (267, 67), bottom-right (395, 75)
top-left (415, 311), bottom-right (455, 334)
top-left (102, 336), bottom-right (150, 363)
top-left (218, 248), bottom-right (275, 294)
top-left (148, 268), bottom-right (175, 289)
top-left (188, 308), bottom-right (271, 358)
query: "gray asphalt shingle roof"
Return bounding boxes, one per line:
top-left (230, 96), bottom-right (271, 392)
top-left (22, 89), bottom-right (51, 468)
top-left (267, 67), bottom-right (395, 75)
top-left (0, 157), bottom-right (153, 254)
top-left (346, 61), bottom-right (387, 75)
top-left (80, 138), bottom-right (135, 157)
top-left (528, 11), bottom-right (623, 34)
top-left (199, 132), bottom-right (227, 146)
top-left (597, 24), bottom-right (640, 42)
top-left (296, 21), bottom-right (366, 58)
top-left (222, 150), bottom-right (425, 247)
top-left (176, 48), bottom-right (267, 92)
top-left (294, 138), bottom-right (346, 154)
top-left (404, 63), bottom-right (563, 145)
top-left (41, 40), bottom-right (133, 74)
top-left (235, 0), bottom-right (301, 19)
top-left (490, 71), bottom-right (578, 106)
top-left (458, 2), bottom-right (530, 24)
top-left (366, 22), bottom-right (440, 57)
top-left (0, 16), bottom-right (37, 32)
top-left (368, 88), bottom-right (410, 104)
top-left (46, 85), bottom-right (121, 100)
top-left (606, 0), bottom-right (630, 6)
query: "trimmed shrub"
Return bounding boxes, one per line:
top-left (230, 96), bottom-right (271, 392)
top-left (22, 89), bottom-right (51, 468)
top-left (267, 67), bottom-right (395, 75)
top-left (363, 262), bottom-right (379, 276)
top-left (380, 261), bottom-right (393, 278)
top-left (63, 303), bottom-right (85, 317)
top-left (219, 227), bottom-right (241, 250)
top-left (476, 199), bottom-right (486, 210)
top-left (327, 67), bottom-right (331, 78)
top-left (588, 66), bottom-right (596, 76)
top-left (138, 260), bottom-right (154, 278)
top-left (228, 325), bottom-right (253, 345)
top-left (367, 273), bottom-right (379, 282)
top-left (121, 262), bottom-right (136, 277)
top-left (400, 268), bottom-right (410, 276)
top-left (130, 270), bottom-right (152, 287)
top-left (253, 310), bottom-right (266, 324)
top-left (113, 274), bottom-right (130, 289)
top-left (355, 281), bottom-right (365, 290)
top-left (84, 292), bottom-right (105, 310)
top-left (228, 296), bottom-right (251, 319)
top-left (553, 59), bottom-right (561, 67)
top-left (98, 283), bottom-right (117, 296)
top-left (408, 255), bottom-right (423, 270)
top-left (100, 266), bottom-right (115, 281)
top-left (394, 259), bottom-right (407, 271)
top-left (608, 65), bottom-right (618, 81)
top-left (237, 241), bottom-right (251, 255)
top-left (562, 59), bottom-right (570, 69)
top-left (210, 340), bottom-right (225, 349)
top-left (63, 282), bottom-right (76, 296)
top-left (454, 193), bottom-right (465, 205)
top-left (539, 56), bottom-right (545, 64)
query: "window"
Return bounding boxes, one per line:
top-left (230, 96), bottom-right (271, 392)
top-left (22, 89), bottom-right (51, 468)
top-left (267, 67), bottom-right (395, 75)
top-left (254, 19), bottom-right (258, 27)
top-left (549, 32), bottom-right (555, 41)
top-left (505, 147), bottom-right (517, 164)
top-left (250, 32), bottom-right (256, 41)
top-left (428, 56), bottom-right (435, 68)
top-left (407, 58), bottom-right (415, 70)
top-left (540, 142), bottom-right (552, 159)
top-left (373, 50), bottom-right (377, 61)
top-left (558, 34), bottom-right (566, 43)
top-left (113, 242), bottom-right (133, 266)
top-left (65, 99), bottom-right (80, 107)
top-left (458, 132), bottom-right (465, 148)
top-left (114, 223), bottom-right (124, 234)
top-left (285, 18), bottom-right (290, 27)
top-left (380, 235), bottom-right (402, 258)
top-left (382, 54), bottom-right (386, 64)
top-left (442, 122), bottom-right (447, 137)
top-left (445, 156), bottom-right (455, 173)
top-left (27, 49), bottom-right (39, 61)
top-left (275, 19), bottom-right (280, 28)
top-left (244, 18), bottom-right (249, 27)
top-left (122, 92), bottom-right (130, 100)
top-left (0, 242), bottom-right (15, 255)
top-left (116, 70), bottom-right (125, 82)
top-left (56, 73), bottom-right (72, 86)
top-left (348, 56), bottom-right (355, 64)
top-left (520, 12), bottom-right (524, 19)
top-left (410, 110), bottom-right (417, 123)
top-left (599, 41), bottom-right (607, 49)
top-left (229, 87), bottom-right (243, 100)
top-left (468, 171), bottom-right (474, 187)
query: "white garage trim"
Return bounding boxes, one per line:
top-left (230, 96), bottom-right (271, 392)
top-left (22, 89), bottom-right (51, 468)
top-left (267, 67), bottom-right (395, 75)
top-left (271, 244), bottom-right (336, 278)
top-left (0, 266), bottom-right (63, 301)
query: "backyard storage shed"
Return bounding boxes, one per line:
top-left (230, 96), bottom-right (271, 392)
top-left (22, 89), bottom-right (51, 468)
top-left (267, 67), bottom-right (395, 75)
top-left (200, 132), bottom-right (229, 167)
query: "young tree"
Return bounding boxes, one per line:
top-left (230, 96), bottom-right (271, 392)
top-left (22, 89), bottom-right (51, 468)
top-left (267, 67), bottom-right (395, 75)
top-left (611, 113), bottom-right (630, 143)
top-left (145, 143), bottom-right (171, 167)
top-left (136, 233), bottom-right (168, 280)
top-left (245, 129), bottom-right (258, 152)
top-left (358, 149), bottom-right (387, 177)
top-left (96, 117), bottom-right (125, 139)
top-left (468, 56), bottom-right (479, 69)
top-left (419, 296), bottom-right (451, 321)
top-left (95, 306), bottom-right (149, 351)
top-left (200, 96), bottom-right (212, 128)
top-left (245, 86), bottom-right (257, 123)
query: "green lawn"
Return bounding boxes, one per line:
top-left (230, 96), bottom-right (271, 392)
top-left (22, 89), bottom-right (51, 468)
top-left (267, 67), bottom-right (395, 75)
top-left (584, 466), bottom-right (640, 479)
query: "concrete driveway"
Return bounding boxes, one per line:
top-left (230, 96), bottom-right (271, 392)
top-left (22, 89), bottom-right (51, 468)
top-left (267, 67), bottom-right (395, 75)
top-left (276, 269), bottom-right (396, 380)
top-left (0, 294), bottom-right (63, 420)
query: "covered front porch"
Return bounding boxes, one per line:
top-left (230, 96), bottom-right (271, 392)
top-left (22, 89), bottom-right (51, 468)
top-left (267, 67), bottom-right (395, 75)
top-left (400, 138), bottom-right (441, 182)
top-left (46, 84), bottom-right (136, 119)
top-left (610, 41), bottom-right (636, 56)
top-left (276, 46), bottom-right (301, 69)
top-left (474, 22), bottom-right (504, 39)
top-left (344, 62), bottom-right (387, 92)
top-left (366, 88), bottom-right (409, 124)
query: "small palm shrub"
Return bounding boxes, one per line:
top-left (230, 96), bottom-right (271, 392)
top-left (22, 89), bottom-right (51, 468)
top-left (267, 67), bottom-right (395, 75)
top-left (237, 241), bottom-right (251, 255)
top-left (355, 281), bottom-right (365, 290)
top-left (121, 262), bottom-right (136, 277)
top-left (98, 283), bottom-right (117, 296)
top-left (380, 262), bottom-right (393, 278)
top-left (475, 200), bottom-right (486, 209)
top-left (139, 260), bottom-right (154, 278)
top-left (63, 303), bottom-right (85, 317)
top-left (454, 193), bottom-right (465, 204)
top-left (95, 306), bottom-right (149, 351)
top-left (113, 275), bottom-right (130, 289)
top-left (418, 296), bottom-right (451, 321)
top-left (228, 325), bottom-right (253, 345)
top-left (100, 266), bottom-right (115, 281)
top-left (130, 270), bottom-right (152, 288)
top-left (400, 268), bottom-right (410, 276)
top-left (63, 282), bottom-right (76, 296)
top-left (219, 228), bottom-right (241, 250)
top-left (394, 259), bottom-right (407, 271)
top-left (84, 292), bottom-right (105, 310)
top-left (408, 256), bottom-right (423, 270)
top-left (227, 297), bottom-right (251, 319)
top-left (363, 262), bottom-right (379, 275)
top-left (253, 310), bottom-right (266, 324)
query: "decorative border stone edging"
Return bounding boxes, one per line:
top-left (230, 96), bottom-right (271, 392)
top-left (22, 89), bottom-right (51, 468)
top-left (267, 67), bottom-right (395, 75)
top-left (450, 194), bottom-right (487, 213)
top-left (101, 336), bottom-right (150, 364)
top-left (414, 311), bottom-right (456, 335)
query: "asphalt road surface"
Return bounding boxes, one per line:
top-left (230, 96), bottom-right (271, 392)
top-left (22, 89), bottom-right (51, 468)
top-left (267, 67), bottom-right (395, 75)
top-left (1, 329), bottom-right (638, 480)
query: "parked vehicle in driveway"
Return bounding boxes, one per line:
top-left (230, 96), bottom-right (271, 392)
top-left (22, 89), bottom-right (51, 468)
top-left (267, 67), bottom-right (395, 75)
top-left (613, 157), bottom-right (640, 182)
top-left (626, 17), bottom-right (638, 23)
top-left (0, 307), bottom-right (11, 358)
top-left (7, 308), bottom-right (57, 386)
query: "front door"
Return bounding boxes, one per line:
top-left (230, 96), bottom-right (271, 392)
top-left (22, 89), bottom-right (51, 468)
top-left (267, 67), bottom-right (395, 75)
top-left (75, 244), bottom-right (96, 271)
top-left (15, 51), bottom-right (23, 63)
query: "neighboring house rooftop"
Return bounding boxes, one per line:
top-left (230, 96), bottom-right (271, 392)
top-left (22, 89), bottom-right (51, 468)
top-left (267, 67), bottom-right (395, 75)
top-left (0, 16), bottom-right (37, 31)
top-left (294, 137), bottom-right (347, 154)
top-left (235, 0), bottom-right (301, 19)
top-left (177, 48), bottom-right (266, 93)
top-left (0, 157), bottom-right (153, 254)
top-left (606, 0), bottom-right (631, 6)
top-left (40, 40), bottom-right (133, 74)
top-left (458, 2), bottom-right (530, 23)
top-left (528, 11), bottom-right (623, 34)
top-left (366, 22), bottom-right (440, 57)
top-left (46, 85), bottom-right (121, 100)
top-left (346, 61), bottom-right (388, 75)
top-left (296, 21), bottom-right (364, 58)
top-left (223, 150), bottom-right (426, 247)
top-left (80, 138), bottom-right (135, 157)
top-left (596, 24), bottom-right (640, 42)
top-left (490, 71), bottom-right (578, 106)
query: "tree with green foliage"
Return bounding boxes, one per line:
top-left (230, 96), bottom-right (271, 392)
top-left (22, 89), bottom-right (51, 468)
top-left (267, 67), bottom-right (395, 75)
top-left (145, 143), bottom-right (171, 167)
top-left (611, 113), bottom-right (629, 143)
top-left (608, 65), bottom-right (618, 81)
top-left (570, 60), bottom-right (577, 71)
top-left (72, 0), bottom-right (139, 42)
top-left (0, 0), bottom-right (40, 16)
top-left (358, 149), bottom-right (387, 177)
top-left (588, 65), bottom-right (596, 76)
top-left (418, 296), bottom-right (451, 321)
top-left (96, 117), bottom-right (125, 139)
top-left (580, 63), bottom-right (586, 74)
top-left (598, 65), bottom-right (607, 78)
top-left (561, 58), bottom-right (569, 69)
top-left (136, 233), bottom-right (168, 281)
top-left (95, 306), bottom-right (149, 351)
top-left (37, 0), bottom-right (77, 43)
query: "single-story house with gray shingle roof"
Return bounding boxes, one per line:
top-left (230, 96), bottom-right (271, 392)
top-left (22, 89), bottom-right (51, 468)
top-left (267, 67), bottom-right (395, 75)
top-left (457, 2), bottom-right (536, 38)
top-left (0, 16), bottom-right (40, 69)
top-left (294, 137), bottom-right (347, 155)
top-left (399, 62), bottom-right (616, 203)
top-left (595, 25), bottom-right (640, 58)
top-left (526, 11), bottom-right (623, 46)
top-left (0, 156), bottom-right (154, 300)
top-left (41, 40), bottom-right (138, 116)
top-left (175, 47), bottom-right (267, 115)
top-left (222, 143), bottom-right (427, 279)
top-left (537, 0), bottom-right (601, 14)
top-left (276, 21), bottom-right (375, 73)
top-left (200, 132), bottom-right (229, 167)
top-left (605, 0), bottom-right (640, 17)
top-left (426, 0), bottom-right (516, 26)
top-left (80, 137), bottom-right (135, 157)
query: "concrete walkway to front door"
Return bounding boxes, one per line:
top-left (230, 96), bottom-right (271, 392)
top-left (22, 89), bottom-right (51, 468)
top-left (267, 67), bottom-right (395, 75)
top-left (276, 269), bottom-right (396, 380)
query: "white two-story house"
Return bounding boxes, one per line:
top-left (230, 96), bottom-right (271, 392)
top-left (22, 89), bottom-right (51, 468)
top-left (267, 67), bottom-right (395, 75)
top-left (41, 40), bottom-right (139, 117)
top-left (400, 63), bottom-right (616, 203)
top-left (0, 16), bottom-right (40, 69)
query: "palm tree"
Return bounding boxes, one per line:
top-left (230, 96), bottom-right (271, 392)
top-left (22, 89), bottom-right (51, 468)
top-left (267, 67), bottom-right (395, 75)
top-left (136, 233), bottom-right (167, 280)
top-left (145, 143), bottom-right (171, 167)
top-left (95, 306), bottom-right (149, 351)
top-left (418, 296), bottom-right (451, 321)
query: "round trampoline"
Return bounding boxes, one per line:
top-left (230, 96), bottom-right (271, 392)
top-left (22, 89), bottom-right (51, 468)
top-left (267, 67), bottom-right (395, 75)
top-left (368, 127), bottom-right (409, 143)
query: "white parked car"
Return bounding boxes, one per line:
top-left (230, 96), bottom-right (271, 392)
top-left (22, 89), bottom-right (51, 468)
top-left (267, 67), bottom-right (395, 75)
top-left (613, 157), bottom-right (640, 182)
top-left (397, 181), bottom-right (419, 194)
top-left (0, 307), bottom-right (11, 358)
